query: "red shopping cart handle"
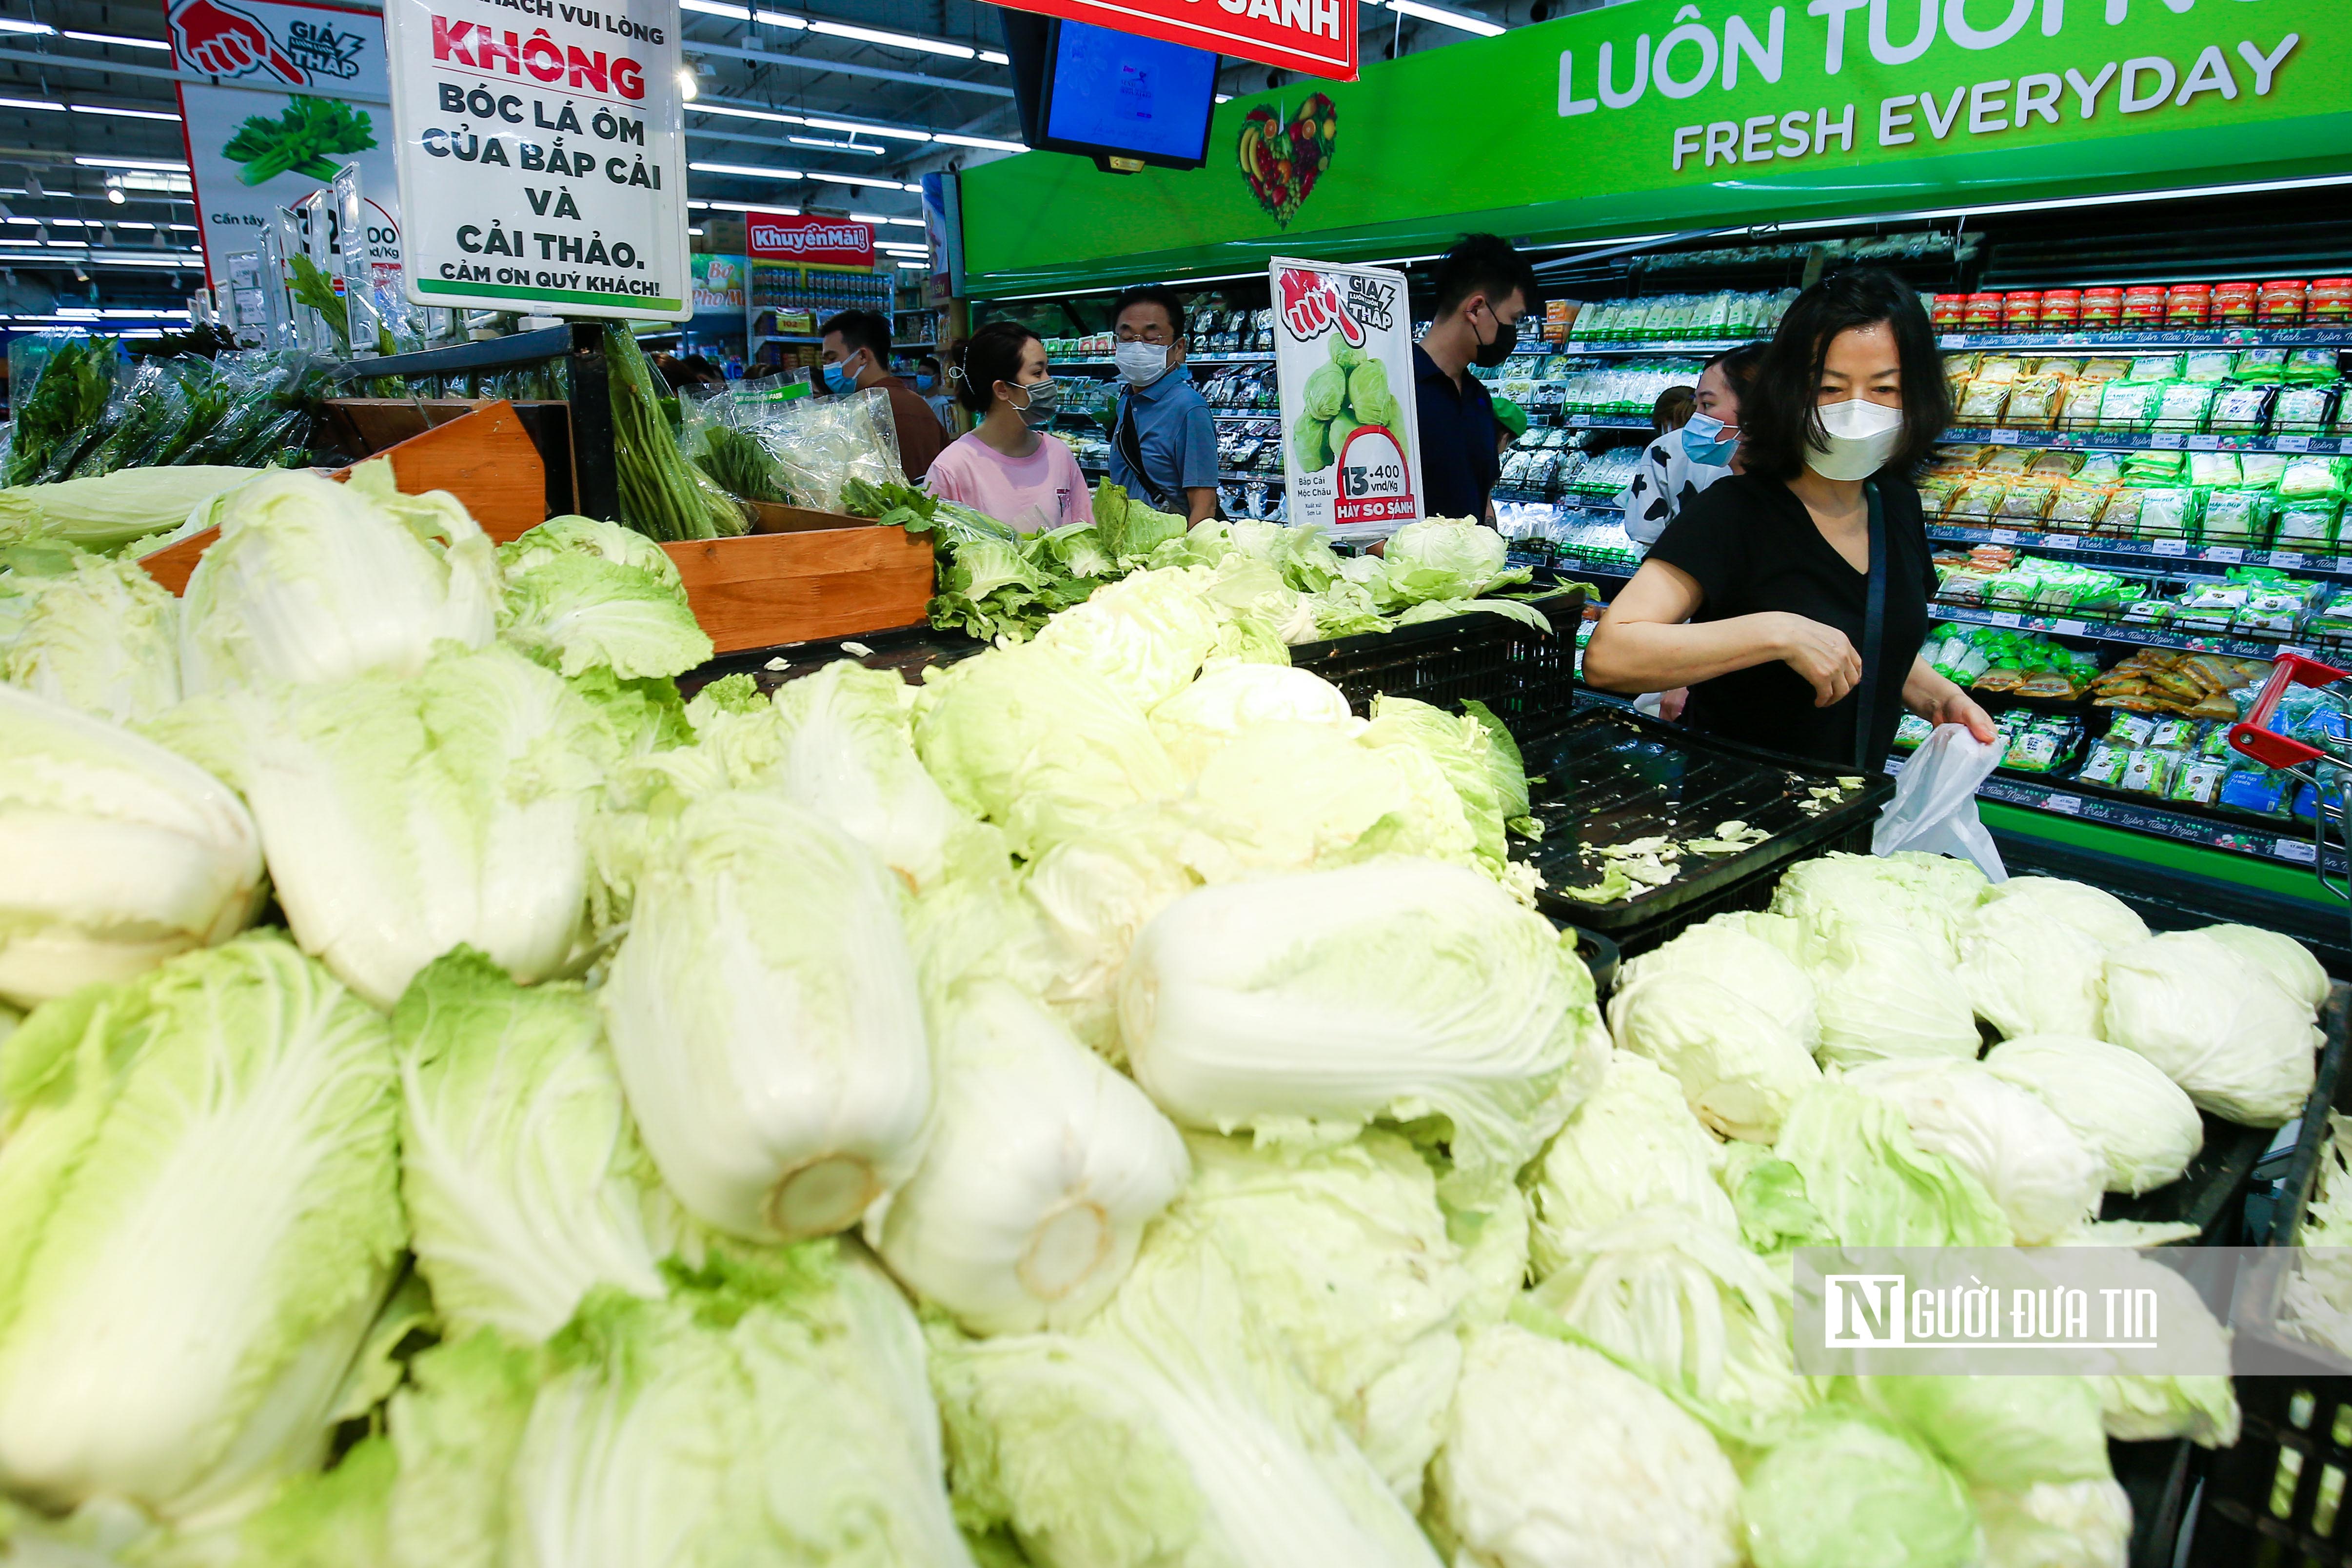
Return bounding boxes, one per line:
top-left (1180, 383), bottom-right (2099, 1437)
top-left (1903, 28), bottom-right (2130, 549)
top-left (2230, 652), bottom-right (2352, 770)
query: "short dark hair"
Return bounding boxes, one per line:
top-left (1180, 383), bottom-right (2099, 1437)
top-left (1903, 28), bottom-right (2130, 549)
top-left (1432, 232), bottom-right (1540, 320)
top-left (919, 354), bottom-right (942, 374)
top-left (1652, 385), bottom-right (1696, 433)
top-left (958, 319), bottom-right (1041, 415)
top-left (820, 308), bottom-right (890, 362)
top-left (1739, 269), bottom-right (1951, 482)
top-left (1704, 341), bottom-right (1768, 406)
top-left (1112, 283), bottom-right (1187, 341)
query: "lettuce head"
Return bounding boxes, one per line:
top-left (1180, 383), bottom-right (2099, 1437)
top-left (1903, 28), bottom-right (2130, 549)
top-left (1527, 1053), bottom-right (1735, 1275)
top-left (495, 514), bottom-right (712, 680)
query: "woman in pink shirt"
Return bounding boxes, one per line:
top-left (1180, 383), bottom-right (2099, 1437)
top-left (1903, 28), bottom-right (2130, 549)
top-left (927, 321), bottom-right (1094, 534)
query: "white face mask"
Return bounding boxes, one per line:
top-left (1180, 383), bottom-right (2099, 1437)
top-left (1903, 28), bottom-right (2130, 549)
top-left (1807, 398), bottom-right (1905, 481)
top-left (1113, 339), bottom-right (1173, 388)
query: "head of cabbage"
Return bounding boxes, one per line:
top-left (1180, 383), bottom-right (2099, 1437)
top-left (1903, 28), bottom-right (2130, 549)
top-left (1607, 925), bottom-right (1819, 1142)
top-left (1982, 1034), bottom-right (2203, 1196)
top-left (1843, 1059), bottom-right (2103, 1245)
top-left (2105, 931), bottom-right (2320, 1126)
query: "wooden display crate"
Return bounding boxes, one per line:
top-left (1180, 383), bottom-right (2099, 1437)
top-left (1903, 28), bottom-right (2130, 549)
top-left (663, 524), bottom-right (934, 653)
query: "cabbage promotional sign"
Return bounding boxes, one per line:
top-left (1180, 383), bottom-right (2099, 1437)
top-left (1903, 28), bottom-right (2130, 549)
top-left (382, 0), bottom-right (691, 318)
top-left (961, 0), bottom-right (2352, 294)
top-left (169, 0), bottom-right (403, 289)
top-left (1272, 258), bottom-right (1422, 533)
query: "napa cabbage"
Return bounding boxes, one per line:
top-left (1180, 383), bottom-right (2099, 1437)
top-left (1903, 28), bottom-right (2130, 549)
top-left (0, 548), bottom-right (180, 725)
top-left (1983, 1035), bottom-right (2204, 1195)
top-left (1606, 925), bottom-right (1819, 1142)
top-left (870, 980), bottom-right (1187, 1336)
top-left (0, 934), bottom-right (402, 1523)
top-left (2105, 931), bottom-right (2320, 1126)
top-left (0, 683), bottom-right (261, 1009)
top-left (1527, 1054), bottom-right (1734, 1277)
top-left (495, 514), bottom-right (712, 679)
top-left (1428, 1325), bottom-right (1740, 1568)
top-left (601, 791), bottom-right (933, 1242)
top-left (1118, 858), bottom-right (1600, 1199)
top-left (1845, 1059), bottom-right (2103, 1245)
top-left (179, 466), bottom-right (497, 694)
top-left (391, 948), bottom-right (686, 1345)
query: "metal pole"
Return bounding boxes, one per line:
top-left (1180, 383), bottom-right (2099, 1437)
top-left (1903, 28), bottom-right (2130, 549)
top-left (568, 319), bottom-right (618, 523)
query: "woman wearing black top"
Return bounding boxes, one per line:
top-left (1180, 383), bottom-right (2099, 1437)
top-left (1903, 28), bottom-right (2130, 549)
top-left (1582, 270), bottom-right (1996, 771)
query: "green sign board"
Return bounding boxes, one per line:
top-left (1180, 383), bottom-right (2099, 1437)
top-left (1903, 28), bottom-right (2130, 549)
top-left (961, 0), bottom-right (2352, 298)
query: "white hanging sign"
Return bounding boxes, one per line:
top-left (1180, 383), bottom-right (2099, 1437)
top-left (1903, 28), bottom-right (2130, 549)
top-left (1271, 257), bottom-right (1424, 534)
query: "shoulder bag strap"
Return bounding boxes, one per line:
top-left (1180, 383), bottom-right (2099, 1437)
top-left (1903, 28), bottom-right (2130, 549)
top-left (1114, 392), bottom-right (1176, 513)
top-left (1852, 478), bottom-right (1891, 772)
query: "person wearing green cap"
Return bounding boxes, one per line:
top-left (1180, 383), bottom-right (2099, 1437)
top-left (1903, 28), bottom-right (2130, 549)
top-left (1491, 396), bottom-right (1529, 457)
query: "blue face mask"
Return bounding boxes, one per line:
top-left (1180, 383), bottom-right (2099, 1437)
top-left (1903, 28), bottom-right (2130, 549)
top-left (822, 356), bottom-right (860, 395)
top-left (1680, 411), bottom-right (1739, 467)
top-left (914, 374), bottom-right (937, 392)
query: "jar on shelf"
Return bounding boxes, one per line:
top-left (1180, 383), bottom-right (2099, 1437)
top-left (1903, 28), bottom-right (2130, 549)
top-left (2119, 285), bottom-right (2168, 329)
top-left (2310, 279), bottom-right (2352, 324)
top-left (1931, 294), bottom-right (1967, 329)
top-left (2002, 291), bottom-right (2044, 332)
top-left (1963, 292), bottom-right (2004, 330)
top-left (2260, 279), bottom-right (2311, 323)
top-left (2079, 287), bottom-right (2124, 328)
top-left (2164, 283), bottom-right (2212, 327)
top-left (2038, 289), bottom-right (2082, 330)
top-left (2213, 281), bottom-right (2260, 325)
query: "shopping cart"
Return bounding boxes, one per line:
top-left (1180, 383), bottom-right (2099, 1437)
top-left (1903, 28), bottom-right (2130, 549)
top-left (2230, 653), bottom-right (2352, 929)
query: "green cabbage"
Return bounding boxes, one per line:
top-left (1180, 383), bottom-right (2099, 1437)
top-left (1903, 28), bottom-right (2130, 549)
top-left (1971, 1479), bottom-right (2132, 1568)
top-left (0, 683), bottom-right (261, 1009)
top-left (1771, 852), bottom-right (1988, 964)
top-left (1527, 1053), bottom-right (1734, 1275)
top-left (1770, 1084), bottom-right (2012, 1248)
top-left (1802, 922), bottom-right (1980, 1069)
top-left (1170, 720), bottom-right (1480, 882)
top-left (1739, 1411), bottom-right (1981, 1568)
top-left (2104, 931), bottom-right (2321, 1125)
top-left (495, 514), bottom-right (712, 680)
top-left (2201, 922), bottom-right (2331, 1012)
top-left (1716, 1144), bottom-right (1837, 1257)
top-left (0, 548), bottom-right (180, 725)
top-left (1843, 1374), bottom-right (2112, 1491)
top-left (600, 791), bottom-right (933, 1242)
top-left (391, 948), bottom-right (684, 1344)
top-left (1608, 925), bottom-right (1820, 1142)
top-left (1843, 1059), bottom-right (2102, 1246)
top-left (1031, 567), bottom-right (1230, 711)
top-left (1429, 1325), bottom-right (1740, 1568)
top-left (1378, 519), bottom-right (1525, 603)
top-left (0, 933), bottom-right (402, 1523)
top-left (179, 467), bottom-right (498, 695)
top-left (1148, 660), bottom-right (1353, 775)
top-left (1983, 1035), bottom-right (2203, 1195)
top-left (1118, 857), bottom-right (1601, 1199)
top-left (1955, 894), bottom-right (2113, 1039)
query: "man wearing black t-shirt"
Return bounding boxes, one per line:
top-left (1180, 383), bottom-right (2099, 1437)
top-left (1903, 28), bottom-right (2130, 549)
top-left (1413, 234), bottom-right (1539, 523)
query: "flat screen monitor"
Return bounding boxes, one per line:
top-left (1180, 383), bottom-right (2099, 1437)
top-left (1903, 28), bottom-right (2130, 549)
top-left (1040, 20), bottom-right (1218, 172)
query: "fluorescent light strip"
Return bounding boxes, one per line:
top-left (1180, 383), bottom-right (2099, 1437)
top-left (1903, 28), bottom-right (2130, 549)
top-left (61, 29), bottom-right (171, 49)
top-left (808, 19), bottom-right (973, 60)
top-left (0, 19), bottom-right (55, 34)
top-left (896, 260), bottom-right (924, 270)
top-left (72, 104), bottom-right (181, 122)
top-left (802, 115), bottom-right (929, 142)
top-left (789, 136), bottom-right (885, 155)
top-left (1387, 0), bottom-right (1503, 36)
top-left (75, 156), bottom-right (189, 172)
top-left (848, 211), bottom-right (926, 228)
top-left (692, 199), bottom-right (797, 215)
top-left (751, 10), bottom-right (807, 28)
top-left (681, 0), bottom-right (751, 15)
top-left (694, 102), bottom-right (801, 124)
top-left (979, 50), bottom-right (1008, 65)
top-left (0, 96), bottom-right (62, 111)
top-left (933, 132), bottom-right (1023, 152)
top-left (689, 160), bottom-right (802, 179)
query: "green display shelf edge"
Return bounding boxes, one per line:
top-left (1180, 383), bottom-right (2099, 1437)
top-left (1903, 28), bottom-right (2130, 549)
top-left (1981, 799), bottom-right (2344, 911)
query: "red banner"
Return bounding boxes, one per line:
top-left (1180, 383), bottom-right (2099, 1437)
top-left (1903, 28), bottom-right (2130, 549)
top-left (998, 0), bottom-right (1356, 81)
top-left (745, 212), bottom-right (875, 267)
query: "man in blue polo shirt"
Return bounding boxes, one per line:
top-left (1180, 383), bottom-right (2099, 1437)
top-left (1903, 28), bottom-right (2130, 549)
top-left (1413, 233), bottom-right (1539, 522)
top-left (1107, 284), bottom-right (1221, 525)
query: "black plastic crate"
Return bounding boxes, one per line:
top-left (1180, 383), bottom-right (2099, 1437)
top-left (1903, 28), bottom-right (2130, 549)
top-left (2176, 984), bottom-right (2352, 1567)
top-left (1513, 708), bottom-right (1897, 956)
top-left (1285, 589), bottom-right (1583, 730)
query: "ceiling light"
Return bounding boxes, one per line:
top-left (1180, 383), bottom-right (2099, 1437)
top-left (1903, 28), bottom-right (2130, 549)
top-left (61, 29), bottom-right (171, 49)
top-left (676, 68), bottom-right (698, 100)
top-left (751, 10), bottom-right (808, 29)
top-left (697, 199), bottom-right (792, 215)
top-left (808, 20), bottom-right (974, 59)
top-left (689, 160), bottom-right (803, 179)
top-left (789, 136), bottom-right (884, 155)
top-left (896, 260), bottom-right (925, 270)
top-left (76, 156), bottom-right (189, 172)
top-left (978, 50), bottom-right (1009, 65)
top-left (0, 96), bottom-right (64, 112)
top-left (72, 104), bottom-right (183, 121)
top-left (695, 101), bottom-right (803, 124)
top-left (0, 19), bottom-right (56, 34)
top-left (688, 225), bottom-right (704, 235)
top-left (802, 115), bottom-right (929, 142)
top-left (848, 211), bottom-right (927, 228)
top-left (1386, 0), bottom-right (1504, 35)
top-left (105, 187), bottom-right (124, 204)
top-left (681, 0), bottom-right (751, 16)
top-left (933, 133), bottom-right (1024, 152)
top-left (1215, 94), bottom-right (1233, 103)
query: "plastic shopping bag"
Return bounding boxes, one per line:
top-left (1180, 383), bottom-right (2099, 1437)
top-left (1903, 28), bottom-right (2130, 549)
top-left (1872, 724), bottom-right (2008, 882)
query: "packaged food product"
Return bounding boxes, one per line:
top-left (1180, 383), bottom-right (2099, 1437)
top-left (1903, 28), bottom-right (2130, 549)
top-left (1983, 447), bottom-right (2036, 477)
top-left (2120, 747), bottom-right (2181, 794)
top-left (2189, 452), bottom-right (2243, 488)
top-left (2213, 281), bottom-right (2260, 324)
top-left (2282, 348), bottom-right (2340, 386)
top-left (2274, 386), bottom-right (2339, 434)
top-left (2202, 489), bottom-right (2270, 545)
top-left (2028, 449), bottom-right (2086, 479)
top-left (2312, 278), bottom-right (2352, 323)
top-left (2165, 284), bottom-right (2212, 327)
top-left (2211, 385), bottom-right (2275, 433)
top-left (2280, 456), bottom-right (2349, 500)
top-left (1975, 356), bottom-right (2025, 385)
top-left (2101, 489), bottom-right (2146, 533)
top-left (2098, 381), bottom-right (2160, 430)
top-left (2241, 452), bottom-right (2293, 489)
top-left (2048, 485), bottom-right (2112, 529)
top-left (2276, 499), bottom-right (2344, 550)
top-left (2080, 288), bottom-right (2124, 328)
top-left (2003, 292), bottom-right (2044, 331)
top-left (2170, 756), bottom-right (2229, 806)
top-left (2105, 713), bottom-right (2159, 748)
top-left (2078, 740), bottom-right (2131, 786)
top-left (1957, 379), bottom-right (2013, 424)
top-left (2145, 717), bottom-right (2199, 750)
top-left (2129, 354), bottom-right (2185, 381)
top-left (2152, 382), bottom-right (2217, 433)
top-left (2077, 454), bottom-right (2127, 486)
top-left (2040, 289), bottom-right (2083, 330)
top-left (2259, 280), bottom-right (2310, 323)
top-left (2120, 286), bottom-right (2169, 329)
top-left (2137, 487), bottom-right (2204, 537)
top-left (2077, 357), bottom-right (2134, 384)
top-left (2219, 767), bottom-right (2292, 817)
top-left (1997, 480), bottom-right (2060, 520)
top-left (2005, 720), bottom-right (2075, 774)
top-left (2181, 350), bottom-right (2238, 382)
top-left (1894, 713), bottom-right (1935, 751)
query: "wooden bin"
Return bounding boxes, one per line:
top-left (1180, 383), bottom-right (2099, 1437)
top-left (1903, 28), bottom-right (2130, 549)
top-left (663, 523), bottom-right (934, 654)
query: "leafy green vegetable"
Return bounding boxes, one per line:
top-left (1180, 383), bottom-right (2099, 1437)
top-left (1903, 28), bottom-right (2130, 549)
top-left (689, 421), bottom-right (789, 504)
top-left (1740, 1411), bottom-right (1982, 1568)
top-left (6, 335), bottom-right (115, 486)
top-left (223, 99), bottom-right (376, 185)
top-left (287, 254), bottom-right (350, 354)
top-left (604, 324), bottom-right (745, 542)
top-left (0, 546), bottom-right (181, 724)
top-left (496, 514), bottom-right (713, 680)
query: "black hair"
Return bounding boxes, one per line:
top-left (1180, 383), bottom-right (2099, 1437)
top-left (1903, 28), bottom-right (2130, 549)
top-left (1432, 232), bottom-right (1540, 320)
top-left (958, 319), bottom-right (1041, 415)
top-left (918, 353), bottom-right (943, 376)
top-left (820, 308), bottom-right (890, 363)
top-left (1112, 283), bottom-right (1187, 341)
top-left (1740, 269), bottom-right (1951, 482)
top-left (1704, 341), bottom-right (1768, 407)
top-left (1652, 385), bottom-right (1696, 433)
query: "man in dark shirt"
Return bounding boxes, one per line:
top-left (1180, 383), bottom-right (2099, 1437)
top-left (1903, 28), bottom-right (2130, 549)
top-left (1412, 233), bottom-right (1539, 521)
top-left (820, 309), bottom-right (945, 481)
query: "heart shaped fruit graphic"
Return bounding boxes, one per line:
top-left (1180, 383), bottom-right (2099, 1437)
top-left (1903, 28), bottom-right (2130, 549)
top-left (1238, 92), bottom-right (1336, 228)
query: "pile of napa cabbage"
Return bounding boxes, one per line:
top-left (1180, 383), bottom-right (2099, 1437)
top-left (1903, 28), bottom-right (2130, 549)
top-left (0, 461), bottom-right (2311, 1568)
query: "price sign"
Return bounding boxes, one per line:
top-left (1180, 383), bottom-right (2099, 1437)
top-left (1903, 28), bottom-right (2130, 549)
top-left (1987, 611), bottom-right (2024, 628)
top-left (2043, 794), bottom-right (2083, 814)
top-left (2154, 538), bottom-right (2189, 556)
top-left (2052, 619), bottom-right (2087, 636)
top-left (1988, 429), bottom-right (2021, 445)
top-left (1939, 334), bottom-right (1963, 348)
top-left (2273, 552), bottom-right (2307, 568)
top-left (2041, 534), bottom-right (2077, 550)
top-left (2153, 432), bottom-right (2186, 449)
top-left (2207, 547), bottom-right (2245, 563)
top-left (1988, 528), bottom-right (2020, 543)
top-left (2277, 838), bottom-right (2320, 865)
top-left (2278, 434), bottom-right (2314, 453)
top-left (2189, 434), bottom-right (2221, 451)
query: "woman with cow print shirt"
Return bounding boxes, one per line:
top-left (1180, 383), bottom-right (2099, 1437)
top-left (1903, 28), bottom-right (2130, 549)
top-left (1619, 344), bottom-right (1765, 544)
